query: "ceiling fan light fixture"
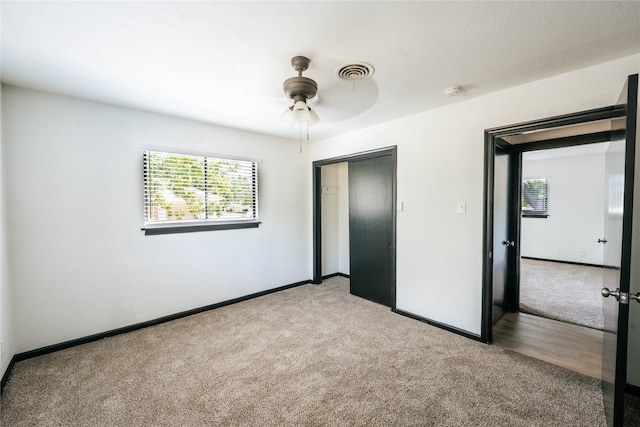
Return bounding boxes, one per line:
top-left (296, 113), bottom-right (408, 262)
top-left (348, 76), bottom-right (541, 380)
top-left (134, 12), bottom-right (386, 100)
top-left (308, 108), bottom-right (320, 127)
top-left (293, 107), bottom-right (311, 123)
top-left (280, 106), bottom-right (296, 127)
top-left (280, 56), bottom-right (320, 127)
top-left (293, 100), bottom-right (308, 112)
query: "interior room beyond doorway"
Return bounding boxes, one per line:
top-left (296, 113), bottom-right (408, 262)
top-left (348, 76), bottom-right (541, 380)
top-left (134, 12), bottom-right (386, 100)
top-left (496, 142), bottom-right (610, 380)
top-left (519, 143), bottom-right (610, 331)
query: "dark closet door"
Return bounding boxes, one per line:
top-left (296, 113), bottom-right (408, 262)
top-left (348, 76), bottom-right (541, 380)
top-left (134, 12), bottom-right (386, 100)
top-left (348, 155), bottom-right (393, 306)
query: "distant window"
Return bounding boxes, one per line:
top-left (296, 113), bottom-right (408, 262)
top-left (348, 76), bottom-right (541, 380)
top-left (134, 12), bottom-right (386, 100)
top-left (522, 178), bottom-right (548, 218)
top-left (142, 150), bottom-right (259, 234)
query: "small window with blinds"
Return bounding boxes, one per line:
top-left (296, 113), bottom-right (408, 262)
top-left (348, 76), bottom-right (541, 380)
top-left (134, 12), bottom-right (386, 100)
top-left (522, 178), bottom-right (548, 218)
top-left (142, 150), bottom-right (259, 235)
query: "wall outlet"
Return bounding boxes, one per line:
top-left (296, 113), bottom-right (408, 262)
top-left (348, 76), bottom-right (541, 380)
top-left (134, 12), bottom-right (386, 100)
top-left (579, 250), bottom-right (586, 257)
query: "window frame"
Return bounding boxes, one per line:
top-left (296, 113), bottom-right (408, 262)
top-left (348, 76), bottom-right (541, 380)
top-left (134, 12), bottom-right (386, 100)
top-left (141, 150), bottom-right (260, 235)
top-left (521, 177), bottom-right (549, 218)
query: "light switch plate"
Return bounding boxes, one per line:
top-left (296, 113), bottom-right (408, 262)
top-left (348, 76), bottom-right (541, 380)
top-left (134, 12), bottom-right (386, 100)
top-left (321, 186), bottom-right (339, 195)
top-left (457, 201), bottom-right (466, 214)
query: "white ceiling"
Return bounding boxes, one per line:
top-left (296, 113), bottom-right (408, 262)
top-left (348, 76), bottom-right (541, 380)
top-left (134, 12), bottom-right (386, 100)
top-left (2, 1), bottom-right (640, 142)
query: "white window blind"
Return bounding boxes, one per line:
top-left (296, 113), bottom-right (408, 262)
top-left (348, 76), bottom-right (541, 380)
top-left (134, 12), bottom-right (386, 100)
top-left (522, 178), bottom-right (548, 217)
top-left (143, 150), bottom-right (258, 227)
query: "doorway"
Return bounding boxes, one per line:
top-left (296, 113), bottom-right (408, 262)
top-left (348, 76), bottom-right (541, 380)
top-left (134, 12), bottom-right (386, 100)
top-left (491, 138), bottom-right (618, 380)
top-left (482, 109), bottom-right (629, 378)
top-left (312, 147), bottom-right (397, 308)
top-left (482, 73), bottom-right (639, 426)
top-left (481, 106), bottom-right (626, 342)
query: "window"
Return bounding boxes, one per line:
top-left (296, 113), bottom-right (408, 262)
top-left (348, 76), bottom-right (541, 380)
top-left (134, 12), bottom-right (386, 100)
top-left (522, 178), bottom-right (548, 218)
top-left (142, 150), bottom-right (259, 235)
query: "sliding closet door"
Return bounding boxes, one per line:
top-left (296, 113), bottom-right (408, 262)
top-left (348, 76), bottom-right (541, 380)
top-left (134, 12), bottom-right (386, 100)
top-left (348, 154), bottom-right (394, 307)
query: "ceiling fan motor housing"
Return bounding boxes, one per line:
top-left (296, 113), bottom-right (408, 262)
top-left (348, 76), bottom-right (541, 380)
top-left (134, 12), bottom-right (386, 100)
top-left (283, 76), bottom-right (317, 101)
top-left (283, 56), bottom-right (317, 101)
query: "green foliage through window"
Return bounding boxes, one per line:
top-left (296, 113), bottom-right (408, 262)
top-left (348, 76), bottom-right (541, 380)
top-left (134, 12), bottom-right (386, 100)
top-left (143, 150), bottom-right (257, 226)
top-left (522, 178), bottom-right (548, 217)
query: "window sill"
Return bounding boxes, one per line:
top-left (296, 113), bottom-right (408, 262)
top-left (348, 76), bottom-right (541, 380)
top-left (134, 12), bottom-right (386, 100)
top-left (142, 221), bottom-right (261, 235)
top-left (522, 214), bottom-right (549, 219)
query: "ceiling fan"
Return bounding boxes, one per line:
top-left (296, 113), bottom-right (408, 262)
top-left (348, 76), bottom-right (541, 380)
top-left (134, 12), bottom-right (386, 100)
top-left (278, 55), bottom-right (378, 138)
top-left (280, 56), bottom-right (320, 127)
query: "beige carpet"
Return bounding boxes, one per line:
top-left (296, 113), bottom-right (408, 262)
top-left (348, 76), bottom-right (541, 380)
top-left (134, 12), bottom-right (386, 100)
top-left (520, 258), bottom-right (604, 330)
top-left (2, 277), bottom-right (606, 426)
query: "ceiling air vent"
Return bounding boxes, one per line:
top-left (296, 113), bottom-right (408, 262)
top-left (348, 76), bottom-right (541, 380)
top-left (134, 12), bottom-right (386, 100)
top-left (335, 62), bottom-right (375, 81)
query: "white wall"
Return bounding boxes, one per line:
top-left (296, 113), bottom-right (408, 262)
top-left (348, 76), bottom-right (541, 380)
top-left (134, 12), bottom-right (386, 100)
top-left (309, 54), bottom-right (640, 336)
top-left (2, 86), bottom-right (310, 354)
top-left (521, 149), bottom-right (606, 265)
top-left (0, 84), bottom-right (16, 379)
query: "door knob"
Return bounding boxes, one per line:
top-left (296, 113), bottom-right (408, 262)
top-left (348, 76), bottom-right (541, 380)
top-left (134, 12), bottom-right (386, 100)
top-left (502, 240), bottom-right (515, 247)
top-left (598, 238), bottom-right (608, 244)
top-left (602, 287), bottom-right (620, 300)
top-left (602, 287), bottom-right (639, 304)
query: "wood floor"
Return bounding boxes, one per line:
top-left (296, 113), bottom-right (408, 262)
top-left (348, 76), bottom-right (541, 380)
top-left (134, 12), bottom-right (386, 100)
top-left (493, 312), bottom-right (603, 379)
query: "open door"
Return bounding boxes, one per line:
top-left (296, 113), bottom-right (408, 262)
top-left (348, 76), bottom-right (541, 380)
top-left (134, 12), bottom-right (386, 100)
top-left (492, 145), bottom-right (512, 324)
top-left (600, 74), bottom-right (638, 427)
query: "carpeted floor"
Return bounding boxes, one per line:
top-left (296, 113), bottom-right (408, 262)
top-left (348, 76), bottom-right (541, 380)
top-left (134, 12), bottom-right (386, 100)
top-left (1, 277), bottom-right (606, 426)
top-left (626, 393), bottom-right (640, 426)
top-left (520, 258), bottom-right (604, 330)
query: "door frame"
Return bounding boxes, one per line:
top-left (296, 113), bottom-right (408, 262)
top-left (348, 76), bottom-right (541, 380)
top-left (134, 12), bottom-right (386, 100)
top-left (481, 105), bottom-right (626, 342)
top-left (312, 146), bottom-right (397, 308)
